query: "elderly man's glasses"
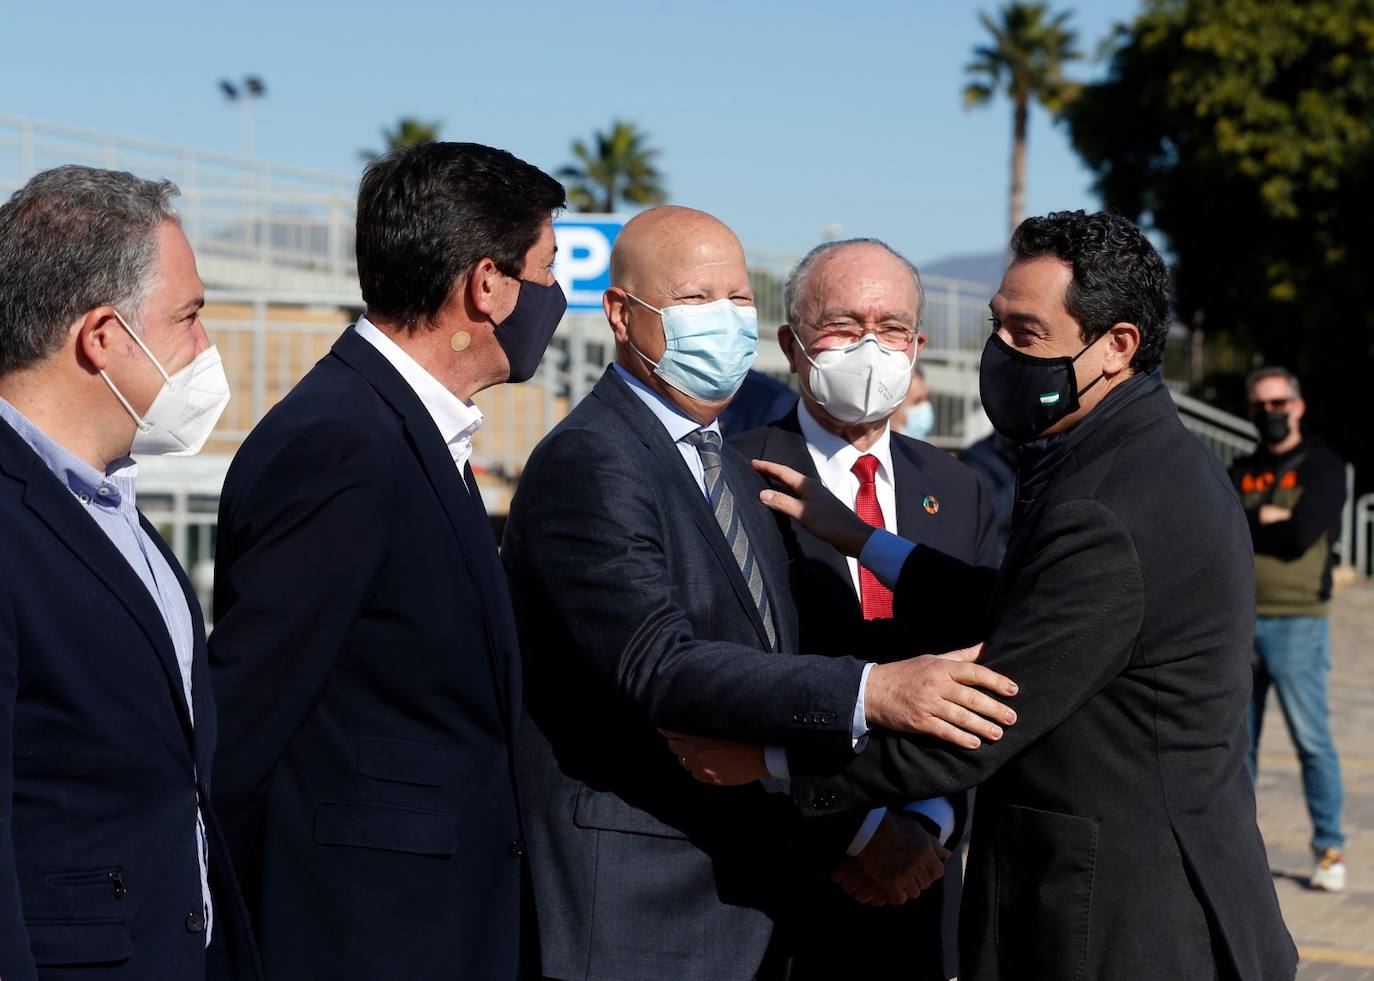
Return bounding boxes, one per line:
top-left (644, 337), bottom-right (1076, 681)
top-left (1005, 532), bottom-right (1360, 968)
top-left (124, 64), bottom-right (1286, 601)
top-left (801, 319), bottom-right (917, 351)
top-left (1250, 397), bottom-right (1294, 412)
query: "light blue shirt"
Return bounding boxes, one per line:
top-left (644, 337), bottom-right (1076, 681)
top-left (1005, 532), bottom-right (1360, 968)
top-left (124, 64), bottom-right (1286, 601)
top-left (0, 396), bottom-right (212, 944)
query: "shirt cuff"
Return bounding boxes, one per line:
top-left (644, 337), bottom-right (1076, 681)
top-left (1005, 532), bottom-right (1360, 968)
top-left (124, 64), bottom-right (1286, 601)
top-left (852, 662), bottom-right (875, 746)
top-left (764, 745), bottom-right (790, 781)
top-left (858, 528), bottom-right (916, 590)
top-left (846, 807), bottom-right (888, 856)
top-left (902, 797), bottom-right (957, 845)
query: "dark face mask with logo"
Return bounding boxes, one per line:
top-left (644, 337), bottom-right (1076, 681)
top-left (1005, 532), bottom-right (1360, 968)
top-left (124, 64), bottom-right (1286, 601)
top-left (494, 279), bottom-right (568, 383)
top-left (978, 332), bottom-right (1109, 443)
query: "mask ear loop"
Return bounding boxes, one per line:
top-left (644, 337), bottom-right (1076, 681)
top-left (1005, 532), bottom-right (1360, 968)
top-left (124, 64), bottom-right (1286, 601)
top-left (622, 292), bottom-right (665, 374)
top-left (1069, 329), bottom-right (1115, 400)
top-left (100, 310), bottom-right (172, 433)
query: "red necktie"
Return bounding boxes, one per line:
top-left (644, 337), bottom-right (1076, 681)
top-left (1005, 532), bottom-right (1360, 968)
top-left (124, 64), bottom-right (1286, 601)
top-left (851, 454), bottom-right (894, 620)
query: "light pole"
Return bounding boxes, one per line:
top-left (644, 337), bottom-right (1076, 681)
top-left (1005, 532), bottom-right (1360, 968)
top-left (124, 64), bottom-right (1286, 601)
top-left (219, 76), bottom-right (266, 161)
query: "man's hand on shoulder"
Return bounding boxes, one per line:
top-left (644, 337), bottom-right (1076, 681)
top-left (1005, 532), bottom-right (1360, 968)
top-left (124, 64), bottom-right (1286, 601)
top-left (865, 644), bottom-right (1019, 748)
top-left (834, 811), bottom-right (950, 906)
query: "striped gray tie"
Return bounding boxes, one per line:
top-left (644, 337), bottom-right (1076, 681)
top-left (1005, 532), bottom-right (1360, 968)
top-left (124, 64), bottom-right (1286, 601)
top-left (683, 429), bottom-right (777, 650)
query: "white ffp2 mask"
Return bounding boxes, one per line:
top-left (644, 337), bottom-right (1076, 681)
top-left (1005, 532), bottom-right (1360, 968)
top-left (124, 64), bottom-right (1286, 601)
top-left (799, 334), bottom-right (914, 424)
top-left (100, 310), bottom-right (231, 457)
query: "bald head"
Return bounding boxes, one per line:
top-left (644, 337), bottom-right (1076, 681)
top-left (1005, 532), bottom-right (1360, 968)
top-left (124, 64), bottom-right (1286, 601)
top-left (784, 238), bottom-right (924, 329)
top-left (610, 205), bottom-right (746, 297)
top-left (603, 205), bottom-right (756, 426)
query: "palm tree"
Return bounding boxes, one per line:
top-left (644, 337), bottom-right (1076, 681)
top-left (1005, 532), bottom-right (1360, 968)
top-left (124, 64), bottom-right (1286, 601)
top-left (558, 121), bottom-right (667, 214)
top-left (964, 3), bottom-right (1080, 239)
top-left (359, 117), bottom-right (442, 162)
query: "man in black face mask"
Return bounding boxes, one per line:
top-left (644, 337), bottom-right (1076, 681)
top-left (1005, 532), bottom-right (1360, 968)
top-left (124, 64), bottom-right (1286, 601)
top-left (679, 211), bottom-right (1297, 980)
top-left (209, 142), bottom-right (566, 981)
top-left (1230, 367), bottom-right (1348, 893)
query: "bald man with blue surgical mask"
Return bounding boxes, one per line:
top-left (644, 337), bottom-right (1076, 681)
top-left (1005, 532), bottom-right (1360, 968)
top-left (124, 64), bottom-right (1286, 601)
top-left (502, 208), bottom-right (1017, 981)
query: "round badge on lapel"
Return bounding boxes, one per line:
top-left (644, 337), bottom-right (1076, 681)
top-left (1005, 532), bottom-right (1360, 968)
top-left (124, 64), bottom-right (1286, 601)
top-left (923, 495), bottom-right (940, 515)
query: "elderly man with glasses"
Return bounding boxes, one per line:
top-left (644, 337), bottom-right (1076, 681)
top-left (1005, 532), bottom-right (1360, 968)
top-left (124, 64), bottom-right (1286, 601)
top-left (730, 238), bottom-right (1000, 981)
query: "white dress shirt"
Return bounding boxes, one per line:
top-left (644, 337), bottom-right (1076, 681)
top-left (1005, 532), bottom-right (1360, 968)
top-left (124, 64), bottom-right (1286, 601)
top-left (355, 317), bottom-right (484, 483)
top-left (790, 401), bottom-right (957, 850)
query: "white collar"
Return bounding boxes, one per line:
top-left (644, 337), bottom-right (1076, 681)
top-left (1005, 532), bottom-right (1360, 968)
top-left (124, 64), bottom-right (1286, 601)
top-left (796, 398), bottom-right (894, 487)
top-left (612, 362), bottom-right (720, 444)
top-left (354, 316), bottom-right (483, 449)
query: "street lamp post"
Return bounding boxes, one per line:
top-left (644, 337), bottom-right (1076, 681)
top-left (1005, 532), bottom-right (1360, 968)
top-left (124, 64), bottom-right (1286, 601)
top-left (219, 76), bottom-right (267, 161)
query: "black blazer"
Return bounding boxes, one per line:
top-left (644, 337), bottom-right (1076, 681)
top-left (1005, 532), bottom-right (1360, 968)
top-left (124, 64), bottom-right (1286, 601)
top-left (789, 385), bottom-right (1298, 981)
top-left (730, 406), bottom-right (1001, 659)
top-left (0, 420), bottom-right (259, 981)
top-left (209, 327), bottom-right (525, 981)
top-left (502, 367), bottom-right (867, 981)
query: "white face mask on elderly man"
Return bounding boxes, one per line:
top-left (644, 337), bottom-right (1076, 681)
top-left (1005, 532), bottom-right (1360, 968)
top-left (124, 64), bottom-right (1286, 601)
top-left (99, 310), bottom-right (231, 456)
top-left (798, 333), bottom-right (915, 424)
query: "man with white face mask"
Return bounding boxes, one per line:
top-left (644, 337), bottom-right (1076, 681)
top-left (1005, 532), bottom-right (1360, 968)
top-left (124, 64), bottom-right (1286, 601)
top-left (731, 238), bottom-right (999, 981)
top-left (502, 209), bottom-right (1016, 981)
top-left (0, 166), bottom-right (257, 980)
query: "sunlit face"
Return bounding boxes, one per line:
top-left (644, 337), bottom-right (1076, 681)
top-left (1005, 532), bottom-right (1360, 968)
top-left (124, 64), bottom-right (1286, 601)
top-left (624, 235), bottom-right (754, 364)
top-left (492, 218), bottom-right (558, 322)
top-left (109, 221), bottom-right (208, 416)
top-left (988, 254), bottom-right (1114, 435)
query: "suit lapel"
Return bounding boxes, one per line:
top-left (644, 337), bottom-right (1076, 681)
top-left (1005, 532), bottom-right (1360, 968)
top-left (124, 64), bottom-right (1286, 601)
top-left (592, 369), bottom-right (774, 649)
top-left (761, 411), bottom-right (858, 604)
top-left (891, 437), bottom-right (931, 544)
top-left (331, 328), bottom-right (513, 721)
top-left (0, 433), bottom-right (195, 743)
top-left (142, 512), bottom-right (214, 768)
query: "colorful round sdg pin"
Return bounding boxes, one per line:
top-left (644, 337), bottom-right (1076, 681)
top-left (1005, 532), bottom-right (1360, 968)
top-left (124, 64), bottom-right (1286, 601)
top-left (923, 495), bottom-right (940, 515)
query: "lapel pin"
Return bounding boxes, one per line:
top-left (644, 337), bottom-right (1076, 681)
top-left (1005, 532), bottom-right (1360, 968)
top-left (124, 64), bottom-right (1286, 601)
top-left (923, 494), bottom-right (940, 515)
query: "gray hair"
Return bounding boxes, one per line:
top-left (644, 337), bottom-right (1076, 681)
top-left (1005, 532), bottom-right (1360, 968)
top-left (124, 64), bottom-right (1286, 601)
top-left (1246, 366), bottom-right (1302, 399)
top-left (0, 165), bottom-right (180, 375)
top-left (783, 237), bottom-right (926, 328)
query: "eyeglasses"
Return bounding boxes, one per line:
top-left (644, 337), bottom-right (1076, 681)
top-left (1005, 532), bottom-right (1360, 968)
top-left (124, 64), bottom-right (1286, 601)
top-left (798, 319), bottom-right (918, 351)
top-left (1250, 398), bottom-right (1294, 412)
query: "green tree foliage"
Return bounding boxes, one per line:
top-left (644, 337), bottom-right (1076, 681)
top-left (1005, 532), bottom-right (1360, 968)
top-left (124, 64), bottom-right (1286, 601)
top-left (360, 117), bottom-right (442, 162)
top-left (1068, 0), bottom-right (1374, 480)
top-left (558, 121), bottom-right (667, 214)
top-left (964, 3), bottom-right (1081, 239)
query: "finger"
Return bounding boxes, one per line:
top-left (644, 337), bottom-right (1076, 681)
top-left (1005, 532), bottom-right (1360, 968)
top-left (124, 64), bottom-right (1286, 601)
top-left (750, 459), bottom-right (812, 497)
top-left (934, 701), bottom-right (1005, 742)
top-left (853, 883), bottom-right (882, 905)
top-left (758, 487), bottom-right (806, 522)
top-left (922, 717), bottom-right (982, 750)
top-left (946, 684), bottom-right (1018, 726)
top-left (942, 643), bottom-right (984, 663)
top-left (883, 885), bottom-right (909, 905)
top-left (834, 865), bottom-right (867, 895)
top-left (936, 843), bottom-right (952, 861)
top-left (953, 661), bottom-right (1020, 698)
top-left (657, 729), bottom-right (685, 738)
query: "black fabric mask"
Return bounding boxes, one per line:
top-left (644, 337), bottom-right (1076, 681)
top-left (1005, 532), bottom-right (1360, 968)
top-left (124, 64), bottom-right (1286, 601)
top-left (1254, 409), bottom-right (1292, 445)
top-left (494, 279), bottom-right (567, 383)
top-left (978, 332), bottom-right (1107, 443)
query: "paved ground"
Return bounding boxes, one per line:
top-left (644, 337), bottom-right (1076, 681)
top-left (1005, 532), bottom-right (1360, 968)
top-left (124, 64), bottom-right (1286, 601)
top-left (1254, 583), bottom-right (1374, 979)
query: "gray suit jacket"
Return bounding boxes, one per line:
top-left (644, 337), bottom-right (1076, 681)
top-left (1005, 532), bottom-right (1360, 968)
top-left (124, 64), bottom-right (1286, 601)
top-left (502, 367), bottom-right (867, 981)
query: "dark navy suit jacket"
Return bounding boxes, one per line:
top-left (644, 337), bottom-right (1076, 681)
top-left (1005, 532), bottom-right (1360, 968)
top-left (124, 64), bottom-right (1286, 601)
top-left (731, 408), bottom-right (997, 979)
top-left (503, 367), bottom-right (867, 981)
top-left (209, 326), bottom-right (525, 980)
top-left (0, 420), bottom-right (259, 981)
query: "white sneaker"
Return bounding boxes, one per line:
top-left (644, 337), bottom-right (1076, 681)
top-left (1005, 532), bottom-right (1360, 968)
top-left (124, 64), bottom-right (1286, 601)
top-left (1310, 849), bottom-right (1346, 892)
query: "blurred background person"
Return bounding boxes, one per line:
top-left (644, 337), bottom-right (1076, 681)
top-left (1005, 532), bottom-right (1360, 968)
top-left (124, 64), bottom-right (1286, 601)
top-left (0, 166), bottom-right (256, 980)
top-left (890, 365), bottom-right (935, 441)
top-left (732, 238), bottom-right (999, 981)
top-left (1231, 366), bottom-right (1348, 892)
top-left (208, 143), bottom-right (566, 981)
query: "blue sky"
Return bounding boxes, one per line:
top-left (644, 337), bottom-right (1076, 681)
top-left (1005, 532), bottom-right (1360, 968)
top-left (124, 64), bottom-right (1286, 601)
top-left (1, 0), bottom-right (1141, 266)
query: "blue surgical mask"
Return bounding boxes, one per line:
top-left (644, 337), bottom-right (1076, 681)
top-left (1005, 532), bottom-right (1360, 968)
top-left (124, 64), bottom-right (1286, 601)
top-left (625, 293), bottom-right (758, 402)
top-left (899, 399), bottom-right (935, 440)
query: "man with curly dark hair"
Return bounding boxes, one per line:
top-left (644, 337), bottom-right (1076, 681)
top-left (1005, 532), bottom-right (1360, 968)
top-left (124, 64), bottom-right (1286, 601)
top-left (682, 211), bottom-right (1299, 980)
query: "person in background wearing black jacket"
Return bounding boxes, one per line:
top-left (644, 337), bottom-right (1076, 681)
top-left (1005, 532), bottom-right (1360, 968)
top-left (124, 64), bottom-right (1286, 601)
top-left (1231, 366), bottom-right (1349, 892)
